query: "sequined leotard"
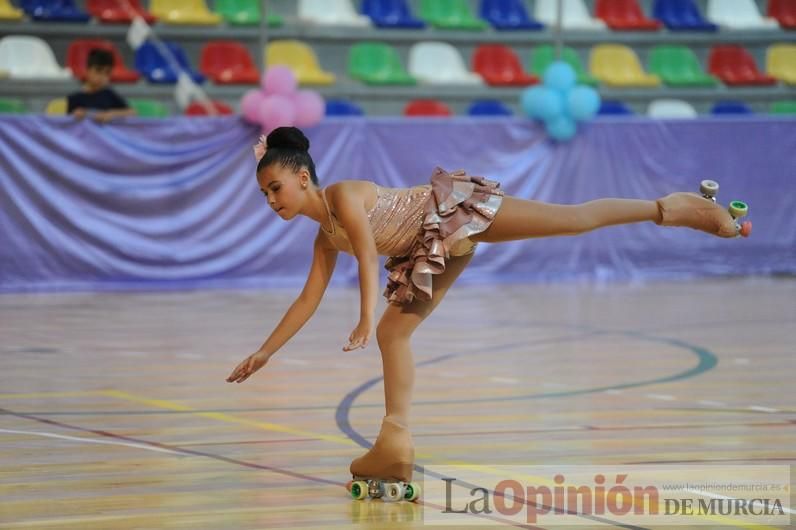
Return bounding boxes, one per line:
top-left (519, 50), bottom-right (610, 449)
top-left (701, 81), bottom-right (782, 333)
top-left (320, 168), bottom-right (504, 305)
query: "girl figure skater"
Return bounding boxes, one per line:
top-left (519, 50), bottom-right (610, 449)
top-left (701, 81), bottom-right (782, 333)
top-left (226, 126), bottom-right (750, 491)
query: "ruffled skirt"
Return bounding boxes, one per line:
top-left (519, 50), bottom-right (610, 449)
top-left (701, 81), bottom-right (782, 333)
top-left (383, 167), bottom-right (504, 306)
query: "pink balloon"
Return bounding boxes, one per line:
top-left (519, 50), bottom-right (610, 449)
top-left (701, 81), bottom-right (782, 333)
top-left (292, 90), bottom-right (325, 127)
top-left (259, 94), bottom-right (296, 133)
top-left (240, 89), bottom-right (266, 124)
top-left (261, 66), bottom-right (297, 96)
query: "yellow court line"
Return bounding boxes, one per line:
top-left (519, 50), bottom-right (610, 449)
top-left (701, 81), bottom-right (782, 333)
top-left (0, 391), bottom-right (105, 400)
top-left (100, 390), bottom-right (359, 447)
top-left (102, 389), bottom-right (785, 530)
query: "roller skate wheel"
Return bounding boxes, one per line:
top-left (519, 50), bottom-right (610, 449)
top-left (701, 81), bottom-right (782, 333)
top-left (700, 180), bottom-right (719, 198)
top-left (404, 482), bottom-right (421, 502)
top-left (383, 482), bottom-right (404, 502)
top-left (368, 480), bottom-right (384, 499)
top-left (350, 480), bottom-right (368, 500)
top-left (728, 200), bottom-right (748, 219)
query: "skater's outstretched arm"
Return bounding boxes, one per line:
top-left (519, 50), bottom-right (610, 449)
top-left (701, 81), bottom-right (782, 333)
top-left (226, 230), bottom-right (338, 383)
top-left (327, 182), bottom-right (380, 352)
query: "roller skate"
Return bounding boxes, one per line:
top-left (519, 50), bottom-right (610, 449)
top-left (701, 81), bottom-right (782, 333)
top-left (656, 180), bottom-right (751, 238)
top-left (346, 416), bottom-right (422, 502)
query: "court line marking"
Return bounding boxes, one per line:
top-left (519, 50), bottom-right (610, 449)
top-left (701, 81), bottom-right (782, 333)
top-left (0, 428), bottom-right (182, 455)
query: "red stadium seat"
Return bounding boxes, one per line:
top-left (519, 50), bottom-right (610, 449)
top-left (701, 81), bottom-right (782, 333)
top-left (768, 0), bottom-right (796, 28)
top-left (86, 0), bottom-right (156, 24)
top-left (67, 39), bottom-right (140, 83)
top-left (184, 100), bottom-right (234, 116)
top-left (708, 45), bottom-right (777, 86)
top-left (200, 41), bottom-right (259, 84)
top-left (403, 99), bottom-right (452, 116)
top-left (472, 44), bottom-right (538, 86)
top-left (595, 0), bottom-right (661, 30)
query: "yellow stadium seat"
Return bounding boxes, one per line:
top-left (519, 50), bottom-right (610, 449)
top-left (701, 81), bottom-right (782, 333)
top-left (0, 0), bottom-right (23, 20)
top-left (590, 44), bottom-right (661, 87)
top-left (265, 40), bottom-right (336, 86)
top-left (767, 44), bottom-right (796, 85)
top-left (149, 0), bottom-right (221, 25)
top-left (46, 98), bottom-right (67, 115)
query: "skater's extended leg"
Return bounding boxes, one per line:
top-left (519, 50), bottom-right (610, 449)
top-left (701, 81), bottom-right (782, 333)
top-left (350, 253), bottom-right (473, 482)
top-left (473, 192), bottom-right (742, 243)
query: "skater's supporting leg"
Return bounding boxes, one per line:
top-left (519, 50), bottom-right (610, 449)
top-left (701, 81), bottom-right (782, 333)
top-left (472, 196), bottom-right (661, 243)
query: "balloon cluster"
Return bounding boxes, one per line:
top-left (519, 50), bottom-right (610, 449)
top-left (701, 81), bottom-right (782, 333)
top-left (520, 62), bottom-right (601, 142)
top-left (240, 66), bottom-right (325, 133)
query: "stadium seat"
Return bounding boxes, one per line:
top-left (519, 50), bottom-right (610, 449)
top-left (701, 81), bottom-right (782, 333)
top-left (409, 41), bottom-right (482, 84)
top-left (325, 99), bottom-right (365, 116)
top-left (708, 45), bottom-right (777, 86)
top-left (200, 40), bottom-right (259, 84)
top-left (298, 0), bottom-right (370, 26)
top-left (0, 0), bottom-right (24, 20)
top-left (19, 0), bottom-right (89, 21)
top-left (479, 0), bottom-right (544, 30)
top-left (595, 0), bottom-right (661, 30)
top-left (648, 45), bottom-right (718, 87)
top-left (348, 42), bottom-right (415, 85)
top-left (590, 44), bottom-right (661, 87)
top-left (361, 0), bottom-right (425, 28)
top-left (45, 97), bottom-right (66, 115)
top-left (0, 36), bottom-right (72, 79)
top-left (0, 97), bottom-right (26, 113)
top-left (129, 98), bottom-right (169, 117)
top-left (711, 100), bottom-right (754, 114)
top-left (472, 44), bottom-right (539, 86)
top-left (404, 99), bottom-right (452, 116)
top-left (468, 99), bottom-right (512, 116)
top-left (134, 41), bottom-right (205, 84)
top-left (598, 100), bottom-right (634, 115)
top-left (535, 0), bottom-right (606, 30)
top-left (419, 0), bottom-right (487, 30)
top-left (67, 39), bottom-right (140, 83)
top-left (266, 40), bottom-right (335, 85)
top-left (770, 100), bottom-right (796, 114)
top-left (184, 100), bottom-right (233, 116)
top-left (767, 44), bottom-right (796, 85)
top-left (706, 0), bottom-right (779, 29)
top-left (86, 0), bottom-right (155, 24)
top-left (149, 0), bottom-right (221, 25)
top-left (653, 0), bottom-right (717, 31)
top-left (530, 45), bottom-right (598, 86)
top-left (768, 0), bottom-right (796, 29)
top-left (647, 98), bottom-right (697, 118)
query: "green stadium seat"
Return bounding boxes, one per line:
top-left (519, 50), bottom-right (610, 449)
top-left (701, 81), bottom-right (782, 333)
top-left (129, 99), bottom-right (169, 118)
top-left (0, 97), bottom-right (26, 113)
top-left (530, 45), bottom-right (598, 87)
top-left (419, 0), bottom-right (487, 30)
top-left (770, 100), bottom-right (796, 115)
top-left (348, 42), bottom-right (416, 85)
top-left (649, 45), bottom-right (718, 87)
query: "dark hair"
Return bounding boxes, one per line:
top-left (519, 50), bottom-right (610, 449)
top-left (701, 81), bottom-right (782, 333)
top-left (87, 49), bottom-right (114, 70)
top-left (257, 127), bottom-right (318, 186)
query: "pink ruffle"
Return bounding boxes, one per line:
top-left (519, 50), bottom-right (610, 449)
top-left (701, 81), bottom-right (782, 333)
top-left (383, 168), bottom-right (504, 305)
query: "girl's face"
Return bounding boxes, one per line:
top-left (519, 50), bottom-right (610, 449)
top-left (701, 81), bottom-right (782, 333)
top-left (257, 164), bottom-right (309, 220)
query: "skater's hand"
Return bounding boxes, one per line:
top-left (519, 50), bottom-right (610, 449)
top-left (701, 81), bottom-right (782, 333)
top-left (226, 350), bottom-right (270, 383)
top-left (344, 318), bottom-right (372, 351)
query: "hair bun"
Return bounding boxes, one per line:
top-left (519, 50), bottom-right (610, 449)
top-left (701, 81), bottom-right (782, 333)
top-left (266, 126), bottom-right (310, 152)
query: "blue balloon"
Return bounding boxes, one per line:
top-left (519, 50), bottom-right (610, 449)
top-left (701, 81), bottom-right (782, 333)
top-left (543, 61), bottom-right (577, 92)
top-left (520, 86), bottom-right (563, 121)
top-left (546, 114), bottom-right (577, 142)
top-left (567, 85), bottom-right (601, 121)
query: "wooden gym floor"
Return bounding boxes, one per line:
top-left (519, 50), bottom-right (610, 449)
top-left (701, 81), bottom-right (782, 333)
top-left (1, 278), bottom-right (794, 529)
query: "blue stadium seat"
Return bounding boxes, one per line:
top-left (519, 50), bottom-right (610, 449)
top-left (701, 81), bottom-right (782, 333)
top-left (361, 0), bottom-right (425, 28)
top-left (325, 99), bottom-right (365, 116)
top-left (711, 101), bottom-right (754, 115)
top-left (479, 0), bottom-right (544, 30)
top-left (598, 100), bottom-right (634, 115)
top-left (135, 42), bottom-right (206, 84)
top-left (653, 0), bottom-right (718, 30)
top-left (468, 99), bottom-right (513, 116)
top-left (20, 0), bottom-right (90, 21)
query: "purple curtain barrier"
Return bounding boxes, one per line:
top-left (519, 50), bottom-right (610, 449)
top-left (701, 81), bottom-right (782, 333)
top-left (0, 116), bottom-right (793, 292)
